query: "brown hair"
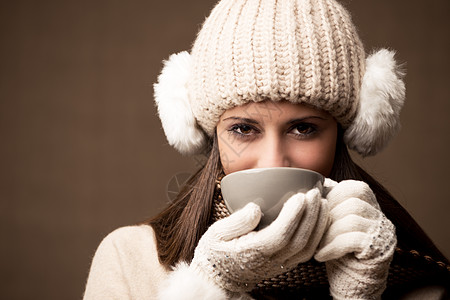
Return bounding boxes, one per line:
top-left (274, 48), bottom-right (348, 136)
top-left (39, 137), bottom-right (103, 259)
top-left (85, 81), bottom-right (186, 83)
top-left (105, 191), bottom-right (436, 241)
top-left (145, 127), bottom-right (448, 268)
top-left (146, 135), bottom-right (221, 265)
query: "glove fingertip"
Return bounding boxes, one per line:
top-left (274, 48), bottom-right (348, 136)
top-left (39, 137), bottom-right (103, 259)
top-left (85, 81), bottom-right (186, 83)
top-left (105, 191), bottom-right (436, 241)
top-left (324, 178), bottom-right (338, 188)
top-left (326, 180), bottom-right (378, 209)
top-left (285, 192), bottom-right (305, 207)
top-left (206, 202), bottom-right (262, 241)
top-left (245, 202), bottom-right (262, 215)
top-left (323, 178), bottom-right (338, 195)
top-left (314, 244), bottom-right (343, 262)
top-left (240, 202), bottom-right (262, 225)
top-left (306, 186), bottom-right (321, 198)
top-left (314, 248), bottom-right (328, 262)
top-left (315, 232), bottom-right (368, 262)
top-left (226, 202), bottom-right (262, 238)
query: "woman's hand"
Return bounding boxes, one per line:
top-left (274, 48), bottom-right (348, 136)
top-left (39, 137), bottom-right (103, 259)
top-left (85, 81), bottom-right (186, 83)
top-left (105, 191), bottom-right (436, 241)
top-left (190, 187), bottom-right (329, 293)
top-left (315, 180), bottom-right (397, 299)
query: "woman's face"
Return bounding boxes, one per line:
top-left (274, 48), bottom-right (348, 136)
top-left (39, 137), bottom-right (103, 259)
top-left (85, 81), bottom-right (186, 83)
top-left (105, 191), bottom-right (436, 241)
top-left (216, 101), bottom-right (338, 177)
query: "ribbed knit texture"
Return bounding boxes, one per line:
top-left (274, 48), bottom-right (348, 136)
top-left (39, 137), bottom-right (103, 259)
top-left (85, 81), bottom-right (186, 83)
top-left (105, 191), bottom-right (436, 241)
top-left (315, 180), bottom-right (397, 299)
top-left (188, 0), bottom-right (366, 136)
top-left (325, 216), bottom-right (396, 299)
top-left (192, 190), bottom-right (329, 293)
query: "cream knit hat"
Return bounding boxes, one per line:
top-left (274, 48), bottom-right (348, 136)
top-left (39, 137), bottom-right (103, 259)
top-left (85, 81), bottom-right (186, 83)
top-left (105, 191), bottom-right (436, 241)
top-left (154, 0), bottom-right (405, 157)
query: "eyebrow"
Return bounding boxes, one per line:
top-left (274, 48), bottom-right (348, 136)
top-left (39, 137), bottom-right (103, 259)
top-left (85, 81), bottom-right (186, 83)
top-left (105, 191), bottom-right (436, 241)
top-left (222, 117), bottom-right (260, 124)
top-left (287, 116), bottom-right (328, 124)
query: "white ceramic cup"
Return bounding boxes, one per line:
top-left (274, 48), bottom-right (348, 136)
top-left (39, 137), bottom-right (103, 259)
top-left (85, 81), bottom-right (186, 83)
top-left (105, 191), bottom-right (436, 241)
top-left (220, 167), bottom-right (324, 228)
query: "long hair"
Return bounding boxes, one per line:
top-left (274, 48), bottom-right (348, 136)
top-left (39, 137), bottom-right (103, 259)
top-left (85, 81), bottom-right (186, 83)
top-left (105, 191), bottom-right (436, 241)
top-left (146, 127), bottom-right (448, 268)
top-left (146, 135), bottom-right (221, 266)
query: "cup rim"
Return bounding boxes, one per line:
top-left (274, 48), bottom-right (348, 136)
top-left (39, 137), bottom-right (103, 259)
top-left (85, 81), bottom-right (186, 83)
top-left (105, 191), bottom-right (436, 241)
top-left (221, 167), bottom-right (324, 184)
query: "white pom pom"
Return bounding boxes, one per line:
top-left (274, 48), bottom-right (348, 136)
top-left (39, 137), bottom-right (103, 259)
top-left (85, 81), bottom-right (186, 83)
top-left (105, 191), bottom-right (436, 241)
top-left (345, 49), bottom-right (406, 156)
top-left (154, 51), bottom-right (206, 155)
top-left (158, 262), bottom-right (228, 299)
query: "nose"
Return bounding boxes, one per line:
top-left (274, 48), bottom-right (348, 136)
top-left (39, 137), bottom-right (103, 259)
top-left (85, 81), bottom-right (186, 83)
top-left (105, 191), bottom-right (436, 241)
top-left (255, 134), bottom-right (291, 168)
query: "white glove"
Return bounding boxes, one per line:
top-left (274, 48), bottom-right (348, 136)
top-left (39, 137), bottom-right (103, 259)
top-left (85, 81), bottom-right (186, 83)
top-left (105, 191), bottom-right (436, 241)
top-left (190, 187), bottom-right (329, 293)
top-left (315, 179), bottom-right (396, 299)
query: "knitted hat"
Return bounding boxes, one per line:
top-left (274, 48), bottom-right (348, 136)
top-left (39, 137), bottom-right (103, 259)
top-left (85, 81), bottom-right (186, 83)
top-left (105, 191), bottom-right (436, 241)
top-left (154, 0), bottom-right (405, 157)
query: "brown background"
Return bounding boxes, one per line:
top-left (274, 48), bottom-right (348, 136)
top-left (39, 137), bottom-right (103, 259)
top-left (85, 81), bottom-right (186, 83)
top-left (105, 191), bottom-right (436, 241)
top-left (1, 0), bottom-right (449, 299)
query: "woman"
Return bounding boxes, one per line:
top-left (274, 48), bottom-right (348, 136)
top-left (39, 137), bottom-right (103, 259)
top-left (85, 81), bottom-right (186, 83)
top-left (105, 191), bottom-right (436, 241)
top-left (83, 0), bottom-right (450, 298)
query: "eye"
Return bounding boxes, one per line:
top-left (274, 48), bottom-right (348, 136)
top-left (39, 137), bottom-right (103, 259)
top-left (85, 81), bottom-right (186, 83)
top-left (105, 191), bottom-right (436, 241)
top-left (228, 124), bottom-right (258, 137)
top-left (290, 123), bottom-right (317, 137)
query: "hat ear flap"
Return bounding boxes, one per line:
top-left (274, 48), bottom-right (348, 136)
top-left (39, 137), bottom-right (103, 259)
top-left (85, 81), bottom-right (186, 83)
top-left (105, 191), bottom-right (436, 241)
top-left (154, 51), bottom-right (207, 155)
top-left (345, 49), bottom-right (406, 156)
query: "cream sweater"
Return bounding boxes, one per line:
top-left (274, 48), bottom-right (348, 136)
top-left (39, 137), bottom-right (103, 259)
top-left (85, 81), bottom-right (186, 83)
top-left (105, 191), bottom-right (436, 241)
top-left (83, 225), bottom-right (233, 300)
top-left (83, 225), bottom-right (169, 299)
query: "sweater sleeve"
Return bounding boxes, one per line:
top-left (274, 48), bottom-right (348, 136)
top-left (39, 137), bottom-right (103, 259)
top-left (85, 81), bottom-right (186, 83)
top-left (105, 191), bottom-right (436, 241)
top-left (83, 224), bottom-right (252, 299)
top-left (83, 225), bottom-right (169, 300)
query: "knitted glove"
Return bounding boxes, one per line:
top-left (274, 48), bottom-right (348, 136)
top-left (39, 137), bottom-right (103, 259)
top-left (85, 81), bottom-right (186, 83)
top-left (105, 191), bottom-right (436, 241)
top-left (190, 187), bottom-right (329, 293)
top-left (315, 180), bottom-right (396, 299)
